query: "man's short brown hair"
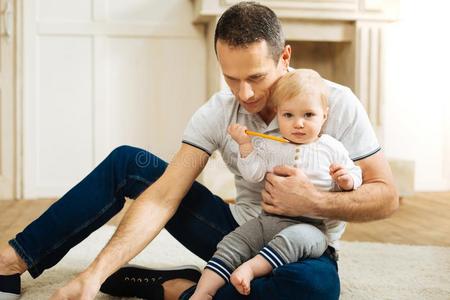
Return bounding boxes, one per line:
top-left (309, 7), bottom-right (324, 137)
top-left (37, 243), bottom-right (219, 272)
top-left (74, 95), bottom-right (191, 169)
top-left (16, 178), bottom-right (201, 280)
top-left (214, 1), bottom-right (285, 62)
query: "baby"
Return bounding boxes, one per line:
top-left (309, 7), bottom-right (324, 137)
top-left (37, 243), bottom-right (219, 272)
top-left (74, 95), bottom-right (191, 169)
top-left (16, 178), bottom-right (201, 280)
top-left (190, 69), bottom-right (362, 299)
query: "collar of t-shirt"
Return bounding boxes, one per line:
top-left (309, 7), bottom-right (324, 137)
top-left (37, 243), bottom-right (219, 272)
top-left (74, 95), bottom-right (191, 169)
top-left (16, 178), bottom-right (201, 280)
top-left (238, 105), bottom-right (280, 134)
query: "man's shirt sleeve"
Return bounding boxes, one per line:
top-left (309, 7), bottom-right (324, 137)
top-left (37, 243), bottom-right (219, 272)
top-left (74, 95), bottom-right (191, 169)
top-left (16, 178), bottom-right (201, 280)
top-left (182, 96), bottom-right (226, 155)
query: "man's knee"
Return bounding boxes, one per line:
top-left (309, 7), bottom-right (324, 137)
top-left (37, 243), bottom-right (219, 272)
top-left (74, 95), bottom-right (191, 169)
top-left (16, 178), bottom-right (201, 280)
top-left (110, 145), bottom-right (141, 158)
top-left (108, 145), bottom-right (150, 166)
top-left (269, 259), bottom-right (340, 299)
top-left (108, 145), bottom-right (167, 178)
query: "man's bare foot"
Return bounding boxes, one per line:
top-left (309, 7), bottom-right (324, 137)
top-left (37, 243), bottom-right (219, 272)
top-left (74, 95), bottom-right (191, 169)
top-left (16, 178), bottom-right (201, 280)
top-left (230, 263), bottom-right (254, 295)
top-left (188, 292), bottom-right (213, 300)
top-left (162, 278), bottom-right (196, 300)
top-left (50, 271), bottom-right (101, 300)
top-left (0, 245), bottom-right (27, 275)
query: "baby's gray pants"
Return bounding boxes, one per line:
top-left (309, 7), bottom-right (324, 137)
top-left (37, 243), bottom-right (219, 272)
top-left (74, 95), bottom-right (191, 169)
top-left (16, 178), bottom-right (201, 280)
top-left (212, 213), bottom-right (328, 273)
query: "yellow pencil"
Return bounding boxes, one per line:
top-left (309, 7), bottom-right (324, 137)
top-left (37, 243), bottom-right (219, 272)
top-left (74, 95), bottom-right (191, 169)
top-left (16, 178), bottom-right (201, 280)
top-left (245, 130), bottom-right (290, 143)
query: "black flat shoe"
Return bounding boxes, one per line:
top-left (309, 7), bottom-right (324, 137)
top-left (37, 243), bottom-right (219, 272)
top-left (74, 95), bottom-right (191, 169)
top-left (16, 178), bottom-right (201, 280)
top-left (0, 274), bottom-right (20, 300)
top-left (100, 264), bottom-right (201, 300)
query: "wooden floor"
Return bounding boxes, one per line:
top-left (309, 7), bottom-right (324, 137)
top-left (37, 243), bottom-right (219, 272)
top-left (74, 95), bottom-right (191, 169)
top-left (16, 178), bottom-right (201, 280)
top-left (342, 192), bottom-right (450, 246)
top-left (0, 192), bottom-right (449, 247)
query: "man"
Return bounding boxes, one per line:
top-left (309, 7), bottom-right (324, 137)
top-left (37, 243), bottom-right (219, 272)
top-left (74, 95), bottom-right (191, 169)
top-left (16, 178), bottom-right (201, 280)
top-left (0, 2), bottom-right (398, 300)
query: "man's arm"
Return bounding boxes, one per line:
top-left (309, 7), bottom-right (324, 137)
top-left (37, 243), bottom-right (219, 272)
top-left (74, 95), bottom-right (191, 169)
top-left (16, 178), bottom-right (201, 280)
top-left (51, 144), bottom-right (209, 300)
top-left (261, 151), bottom-right (399, 222)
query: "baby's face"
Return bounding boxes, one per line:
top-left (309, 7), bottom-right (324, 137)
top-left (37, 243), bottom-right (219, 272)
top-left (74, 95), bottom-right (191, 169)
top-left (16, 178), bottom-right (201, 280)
top-left (276, 93), bottom-right (327, 144)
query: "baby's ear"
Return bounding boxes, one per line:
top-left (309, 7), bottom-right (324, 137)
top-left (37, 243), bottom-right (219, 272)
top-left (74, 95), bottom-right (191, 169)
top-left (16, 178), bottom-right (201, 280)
top-left (323, 106), bottom-right (329, 120)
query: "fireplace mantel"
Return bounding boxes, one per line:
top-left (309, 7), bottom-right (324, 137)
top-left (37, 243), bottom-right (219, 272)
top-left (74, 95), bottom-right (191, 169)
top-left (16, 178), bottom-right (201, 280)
top-left (192, 0), bottom-right (403, 199)
top-left (193, 0), bottom-right (400, 23)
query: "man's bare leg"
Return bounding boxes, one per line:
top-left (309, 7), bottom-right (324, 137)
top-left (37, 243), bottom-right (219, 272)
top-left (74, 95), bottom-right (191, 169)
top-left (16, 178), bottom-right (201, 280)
top-left (230, 255), bottom-right (272, 295)
top-left (0, 245), bottom-right (27, 275)
top-left (162, 278), bottom-right (196, 300)
top-left (1, 244), bottom-right (197, 300)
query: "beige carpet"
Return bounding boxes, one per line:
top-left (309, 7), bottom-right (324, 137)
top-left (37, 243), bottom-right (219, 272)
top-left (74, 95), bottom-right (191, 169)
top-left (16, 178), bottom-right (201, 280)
top-left (19, 226), bottom-right (450, 300)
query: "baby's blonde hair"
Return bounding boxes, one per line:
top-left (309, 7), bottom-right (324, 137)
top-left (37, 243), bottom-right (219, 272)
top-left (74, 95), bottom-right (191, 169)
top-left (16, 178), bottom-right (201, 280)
top-left (271, 69), bottom-right (329, 109)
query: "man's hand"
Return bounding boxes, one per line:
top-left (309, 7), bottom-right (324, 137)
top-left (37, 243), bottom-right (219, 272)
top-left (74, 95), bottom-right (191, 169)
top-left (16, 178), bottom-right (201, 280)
top-left (50, 271), bottom-right (101, 300)
top-left (263, 152), bottom-right (398, 222)
top-left (261, 165), bottom-right (321, 217)
top-left (329, 163), bottom-right (354, 191)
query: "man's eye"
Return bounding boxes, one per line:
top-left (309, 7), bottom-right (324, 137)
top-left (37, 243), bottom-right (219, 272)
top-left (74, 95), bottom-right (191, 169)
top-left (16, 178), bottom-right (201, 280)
top-left (249, 76), bottom-right (264, 82)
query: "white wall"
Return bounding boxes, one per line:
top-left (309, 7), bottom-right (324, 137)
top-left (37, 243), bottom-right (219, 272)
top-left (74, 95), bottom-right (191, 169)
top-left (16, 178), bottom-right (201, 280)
top-left (384, 0), bottom-right (450, 191)
top-left (22, 0), bottom-right (450, 199)
top-left (22, 0), bottom-right (206, 198)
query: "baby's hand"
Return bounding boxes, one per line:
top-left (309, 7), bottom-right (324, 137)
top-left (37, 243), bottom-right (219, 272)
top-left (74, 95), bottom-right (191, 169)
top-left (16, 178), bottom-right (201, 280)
top-left (329, 163), bottom-right (354, 191)
top-left (228, 124), bottom-right (252, 145)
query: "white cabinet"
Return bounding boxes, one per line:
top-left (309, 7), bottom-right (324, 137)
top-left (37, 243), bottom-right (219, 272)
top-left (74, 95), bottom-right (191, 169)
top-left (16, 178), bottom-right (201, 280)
top-left (0, 0), bottom-right (17, 200)
top-left (22, 0), bottom-right (206, 198)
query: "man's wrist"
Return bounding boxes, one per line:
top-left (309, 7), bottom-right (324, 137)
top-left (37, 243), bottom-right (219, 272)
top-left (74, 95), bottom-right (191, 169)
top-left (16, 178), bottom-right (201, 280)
top-left (310, 189), bottom-right (327, 217)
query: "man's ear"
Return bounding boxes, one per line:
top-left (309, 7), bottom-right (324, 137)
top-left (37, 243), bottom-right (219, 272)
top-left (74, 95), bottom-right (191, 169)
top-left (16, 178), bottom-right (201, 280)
top-left (280, 45), bottom-right (291, 70)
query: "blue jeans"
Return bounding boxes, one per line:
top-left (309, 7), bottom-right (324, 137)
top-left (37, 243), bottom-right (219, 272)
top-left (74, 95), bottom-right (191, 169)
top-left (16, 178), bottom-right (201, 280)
top-left (9, 145), bottom-right (340, 300)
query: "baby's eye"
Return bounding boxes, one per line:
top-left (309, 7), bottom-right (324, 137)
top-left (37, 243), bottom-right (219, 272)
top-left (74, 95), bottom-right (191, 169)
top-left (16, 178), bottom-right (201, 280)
top-left (304, 112), bottom-right (315, 118)
top-left (283, 112), bottom-right (293, 118)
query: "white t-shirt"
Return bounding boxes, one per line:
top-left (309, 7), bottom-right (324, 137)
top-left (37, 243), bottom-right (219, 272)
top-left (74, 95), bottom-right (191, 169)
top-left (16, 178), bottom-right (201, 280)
top-left (182, 79), bottom-right (380, 226)
top-left (237, 134), bottom-right (362, 249)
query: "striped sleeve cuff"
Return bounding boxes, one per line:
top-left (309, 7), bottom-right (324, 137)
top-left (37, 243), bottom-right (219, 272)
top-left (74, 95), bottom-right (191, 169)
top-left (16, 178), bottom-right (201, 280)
top-left (259, 246), bottom-right (287, 269)
top-left (205, 257), bottom-right (233, 283)
top-left (352, 147), bottom-right (381, 161)
top-left (181, 140), bottom-right (213, 156)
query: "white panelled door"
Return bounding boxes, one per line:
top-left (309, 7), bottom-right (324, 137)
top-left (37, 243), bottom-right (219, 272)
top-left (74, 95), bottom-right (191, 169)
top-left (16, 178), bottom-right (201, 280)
top-left (22, 0), bottom-right (206, 199)
top-left (0, 0), bottom-right (16, 200)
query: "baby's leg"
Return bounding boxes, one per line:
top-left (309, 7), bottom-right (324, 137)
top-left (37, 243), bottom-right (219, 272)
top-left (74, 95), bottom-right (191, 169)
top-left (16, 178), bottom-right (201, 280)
top-left (189, 268), bottom-right (225, 300)
top-left (191, 218), bottom-right (264, 299)
top-left (266, 223), bottom-right (328, 265)
top-left (227, 216), bottom-right (298, 295)
top-left (229, 223), bottom-right (327, 296)
top-left (230, 254), bottom-right (272, 295)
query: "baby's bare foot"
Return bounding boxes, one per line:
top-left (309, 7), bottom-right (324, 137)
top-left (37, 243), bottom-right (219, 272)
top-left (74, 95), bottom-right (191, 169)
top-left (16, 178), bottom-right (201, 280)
top-left (230, 264), bottom-right (254, 295)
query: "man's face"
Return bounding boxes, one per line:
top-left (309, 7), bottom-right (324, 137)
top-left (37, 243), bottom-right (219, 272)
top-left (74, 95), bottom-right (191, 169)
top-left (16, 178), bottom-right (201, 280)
top-left (216, 40), bottom-right (288, 115)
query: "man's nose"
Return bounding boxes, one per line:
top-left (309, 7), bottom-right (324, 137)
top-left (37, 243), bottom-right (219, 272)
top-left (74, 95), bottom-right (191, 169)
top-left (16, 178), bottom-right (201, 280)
top-left (238, 81), bottom-right (255, 102)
